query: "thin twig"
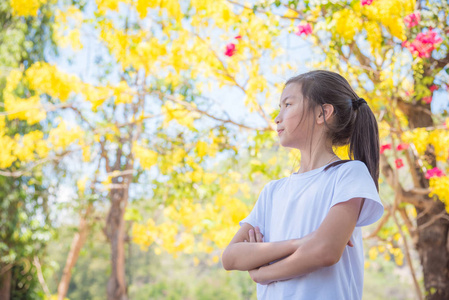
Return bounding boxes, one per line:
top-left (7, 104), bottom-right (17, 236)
top-left (33, 256), bottom-right (52, 298)
top-left (155, 91), bottom-right (270, 131)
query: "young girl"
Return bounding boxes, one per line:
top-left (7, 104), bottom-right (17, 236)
top-left (222, 70), bottom-right (384, 299)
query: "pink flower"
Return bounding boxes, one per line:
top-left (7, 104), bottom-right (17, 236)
top-left (425, 167), bottom-right (445, 179)
top-left (380, 143), bottom-right (392, 154)
top-left (235, 35), bottom-right (242, 39)
top-left (295, 23), bottom-right (312, 36)
top-left (429, 85), bottom-right (438, 93)
top-left (361, 0), bottom-right (374, 6)
top-left (423, 96), bottom-right (432, 104)
top-left (397, 143), bottom-right (409, 151)
top-left (404, 12), bottom-right (420, 28)
top-left (402, 29), bottom-right (443, 58)
top-left (405, 90), bottom-right (413, 97)
top-left (225, 43), bottom-right (236, 57)
top-left (395, 158), bottom-right (404, 169)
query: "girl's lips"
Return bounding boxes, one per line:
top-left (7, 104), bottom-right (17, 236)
top-left (277, 129), bottom-right (284, 135)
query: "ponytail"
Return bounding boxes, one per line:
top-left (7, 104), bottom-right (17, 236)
top-left (349, 98), bottom-right (380, 191)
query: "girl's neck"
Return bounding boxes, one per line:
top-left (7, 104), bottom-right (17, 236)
top-left (296, 151), bottom-right (339, 174)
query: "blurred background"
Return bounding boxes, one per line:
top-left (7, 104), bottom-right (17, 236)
top-left (1, 0), bottom-right (448, 299)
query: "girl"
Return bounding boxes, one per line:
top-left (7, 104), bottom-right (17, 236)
top-left (222, 70), bottom-right (384, 299)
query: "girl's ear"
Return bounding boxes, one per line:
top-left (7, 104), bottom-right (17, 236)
top-left (317, 104), bottom-right (334, 124)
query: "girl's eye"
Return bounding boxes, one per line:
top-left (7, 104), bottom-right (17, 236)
top-left (285, 103), bottom-right (291, 107)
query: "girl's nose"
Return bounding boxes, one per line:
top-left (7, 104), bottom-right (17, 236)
top-left (274, 114), bottom-right (281, 124)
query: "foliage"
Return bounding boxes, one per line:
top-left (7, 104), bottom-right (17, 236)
top-left (1, 0), bottom-right (449, 298)
top-left (0, 0), bottom-right (56, 298)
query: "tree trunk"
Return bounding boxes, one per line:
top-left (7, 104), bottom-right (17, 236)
top-left (415, 201), bottom-right (449, 299)
top-left (0, 266), bottom-right (11, 300)
top-left (57, 203), bottom-right (93, 300)
top-left (105, 177), bottom-right (129, 300)
top-left (399, 100), bottom-right (449, 299)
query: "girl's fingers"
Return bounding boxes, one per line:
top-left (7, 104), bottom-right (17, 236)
top-left (249, 229), bottom-right (255, 243)
top-left (255, 226), bottom-right (263, 243)
top-left (347, 240), bottom-right (354, 247)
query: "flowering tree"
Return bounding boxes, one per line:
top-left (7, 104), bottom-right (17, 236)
top-left (2, 0), bottom-right (449, 299)
top-left (0, 1), bottom-right (57, 298)
top-left (1, 0), bottom-right (285, 299)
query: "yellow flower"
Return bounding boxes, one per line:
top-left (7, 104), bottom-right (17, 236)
top-left (10, 0), bottom-right (48, 17)
top-left (133, 143), bottom-right (158, 170)
top-left (332, 9), bottom-right (362, 41)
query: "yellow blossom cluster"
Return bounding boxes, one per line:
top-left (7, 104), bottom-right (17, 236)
top-left (368, 244), bottom-right (404, 266)
top-left (14, 131), bottom-right (49, 162)
top-left (332, 0), bottom-right (414, 50)
top-left (47, 120), bottom-right (84, 152)
top-left (9, 0), bottom-right (50, 17)
top-left (132, 183), bottom-right (251, 259)
top-left (160, 102), bottom-right (201, 130)
top-left (25, 62), bottom-right (82, 101)
top-left (332, 9), bottom-right (363, 42)
top-left (3, 70), bottom-right (46, 125)
top-left (0, 116), bottom-right (84, 169)
top-left (53, 6), bottom-right (84, 50)
top-left (0, 116), bottom-right (17, 169)
top-left (132, 143), bottom-right (158, 170)
top-left (402, 128), bottom-right (428, 154)
top-left (99, 21), bottom-right (167, 73)
top-left (429, 176), bottom-right (449, 213)
top-left (191, 0), bottom-right (237, 28)
top-left (402, 128), bottom-right (449, 161)
top-left (361, 0), bottom-right (414, 41)
top-left (428, 130), bottom-right (449, 161)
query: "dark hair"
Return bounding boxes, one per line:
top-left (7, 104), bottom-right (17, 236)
top-left (285, 70), bottom-right (379, 191)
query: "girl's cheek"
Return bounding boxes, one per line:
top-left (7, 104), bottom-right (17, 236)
top-left (285, 110), bottom-right (300, 120)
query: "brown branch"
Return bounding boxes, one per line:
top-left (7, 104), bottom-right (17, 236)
top-left (0, 152), bottom-right (71, 177)
top-left (365, 209), bottom-right (391, 239)
top-left (410, 188), bottom-right (431, 195)
top-left (57, 203), bottom-right (93, 300)
top-left (0, 264), bottom-right (13, 276)
top-left (155, 91), bottom-right (271, 131)
top-left (191, 32), bottom-right (274, 129)
top-left (417, 209), bottom-right (448, 232)
top-left (391, 211), bottom-right (423, 300)
top-left (100, 139), bottom-right (111, 173)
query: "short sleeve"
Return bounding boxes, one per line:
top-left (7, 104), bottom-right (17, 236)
top-left (239, 182), bottom-right (271, 234)
top-left (331, 161), bottom-right (384, 227)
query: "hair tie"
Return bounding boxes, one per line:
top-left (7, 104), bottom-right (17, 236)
top-left (352, 98), bottom-right (367, 110)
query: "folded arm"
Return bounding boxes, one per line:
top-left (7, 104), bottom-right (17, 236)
top-left (222, 223), bottom-right (314, 271)
top-left (249, 198), bottom-right (364, 285)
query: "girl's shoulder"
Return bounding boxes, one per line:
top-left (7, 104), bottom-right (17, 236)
top-left (332, 160), bottom-right (372, 183)
top-left (338, 159), bottom-right (368, 171)
top-left (262, 177), bottom-right (289, 192)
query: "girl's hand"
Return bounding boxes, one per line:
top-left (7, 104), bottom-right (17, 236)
top-left (249, 267), bottom-right (274, 285)
top-left (244, 226), bottom-right (264, 243)
top-left (247, 227), bottom-right (273, 284)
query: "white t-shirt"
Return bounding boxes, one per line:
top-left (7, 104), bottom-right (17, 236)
top-left (240, 160), bottom-right (384, 300)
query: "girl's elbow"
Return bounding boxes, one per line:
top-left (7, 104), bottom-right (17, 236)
top-left (320, 246), bottom-right (343, 267)
top-left (312, 243), bottom-right (342, 267)
top-left (221, 248), bottom-right (235, 270)
top-left (322, 253), bottom-right (340, 267)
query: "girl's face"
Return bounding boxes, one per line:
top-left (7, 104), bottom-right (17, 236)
top-left (274, 83), bottom-right (315, 149)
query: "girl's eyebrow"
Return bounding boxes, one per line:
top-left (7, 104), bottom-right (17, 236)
top-left (279, 96), bottom-right (295, 107)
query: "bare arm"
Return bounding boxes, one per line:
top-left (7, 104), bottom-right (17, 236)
top-left (249, 198), bottom-right (363, 284)
top-left (222, 223), bottom-right (314, 271)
